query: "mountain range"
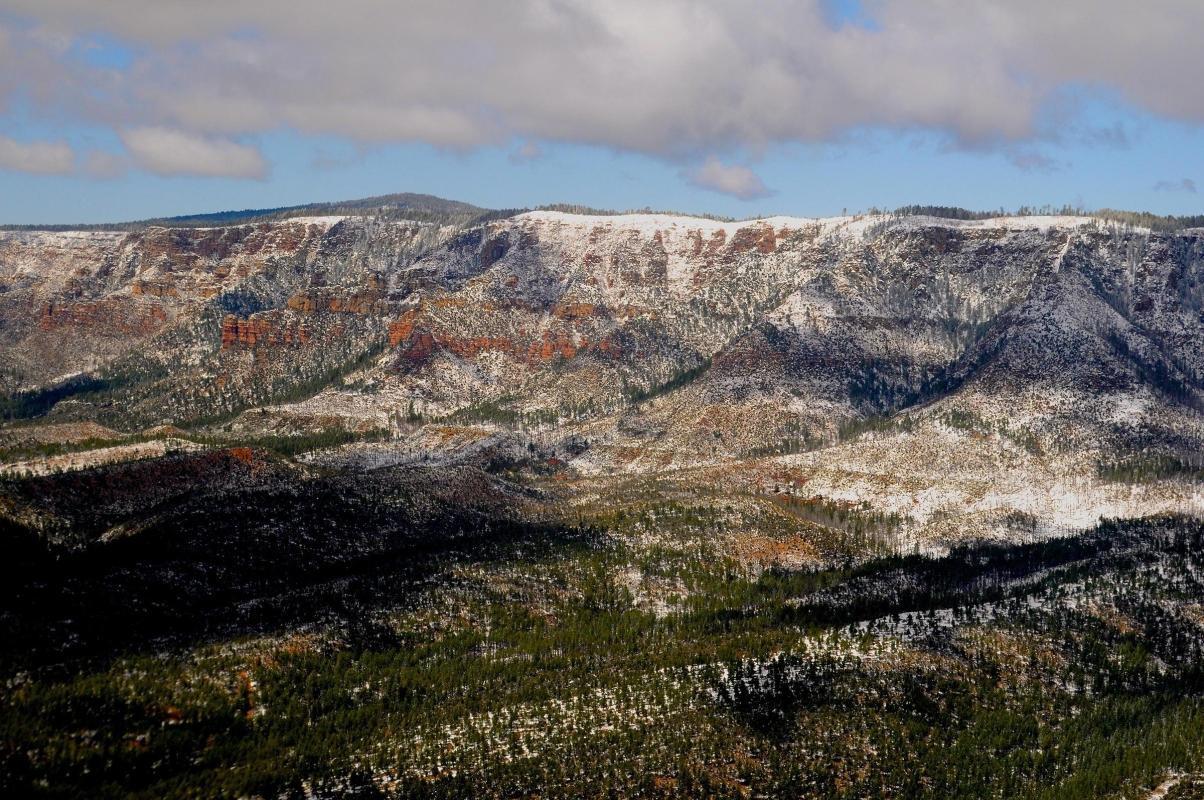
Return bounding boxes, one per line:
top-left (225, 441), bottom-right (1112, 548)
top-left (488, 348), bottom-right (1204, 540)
top-left (6, 195), bottom-right (1204, 797)
top-left (2, 196), bottom-right (1202, 548)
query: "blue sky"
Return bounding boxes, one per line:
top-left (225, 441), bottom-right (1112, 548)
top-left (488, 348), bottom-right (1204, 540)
top-left (1, 0), bottom-right (1202, 224)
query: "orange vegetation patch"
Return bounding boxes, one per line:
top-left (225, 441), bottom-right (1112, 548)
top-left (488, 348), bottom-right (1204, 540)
top-left (226, 446), bottom-right (256, 465)
top-left (431, 426), bottom-right (474, 442)
top-left (730, 532), bottom-right (822, 569)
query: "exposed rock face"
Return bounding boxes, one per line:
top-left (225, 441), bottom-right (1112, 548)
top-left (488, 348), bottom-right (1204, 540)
top-left (0, 214), bottom-right (1186, 366)
top-left (287, 286), bottom-right (385, 315)
top-left (3, 206), bottom-right (1204, 544)
top-left (6, 211), bottom-right (1204, 427)
top-left (386, 308), bottom-right (423, 348)
top-left (0, 216), bottom-right (449, 415)
top-left (219, 315), bottom-right (311, 349)
top-left (39, 298), bottom-right (168, 336)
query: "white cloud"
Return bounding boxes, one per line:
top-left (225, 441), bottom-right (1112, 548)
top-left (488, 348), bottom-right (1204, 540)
top-left (4, 1), bottom-right (1204, 181)
top-left (0, 135), bottom-right (73, 174)
top-left (119, 127), bottom-right (267, 178)
top-left (685, 157), bottom-right (772, 200)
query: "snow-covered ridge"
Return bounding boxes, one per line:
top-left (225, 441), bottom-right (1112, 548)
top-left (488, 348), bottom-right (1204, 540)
top-left (273, 215), bottom-right (347, 226)
top-left (515, 209), bottom-right (1108, 237)
top-left (178, 215), bottom-right (351, 231)
top-left (0, 229), bottom-right (127, 242)
top-left (0, 215), bottom-right (351, 238)
top-left (0, 210), bottom-right (1117, 240)
top-left (516, 209), bottom-right (822, 235)
top-left (902, 214), bottom-right (1102, 232)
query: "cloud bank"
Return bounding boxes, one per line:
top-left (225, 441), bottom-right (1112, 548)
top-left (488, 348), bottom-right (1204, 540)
top-left (0, 1), bottom-right (1201, 182)
top-left (686, 157), bottom-right (773, 200)
top-left (120, 128), bottom-right (267, 179)
top-left (0, 135), bottom-right (73, 174)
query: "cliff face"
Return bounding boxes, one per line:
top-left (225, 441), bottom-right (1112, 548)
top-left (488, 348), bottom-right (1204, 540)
top-left (3, 208), bottom-right (1204, 544)
top-left (0, 216), bottom-right (451, 415)
top-left (4, 211), bottom-right (1204, 431)
top-left (0, 209), bottom-right (1199, 486)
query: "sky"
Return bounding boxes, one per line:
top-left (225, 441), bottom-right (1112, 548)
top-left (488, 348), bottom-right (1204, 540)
top-left (0, 0), bottom-right (1202, 224)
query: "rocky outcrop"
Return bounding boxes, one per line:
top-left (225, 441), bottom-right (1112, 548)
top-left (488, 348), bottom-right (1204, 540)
top-left (726, 222), bottom-right (777, 256)
top-left (287, 288), bottom-right (386, 315)
top-left (387, 308), bottom-right (423, 348)
top-left (220, 315), bottom-right (311, 349)
top-left (38, 298), bottom-right (168, 336)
